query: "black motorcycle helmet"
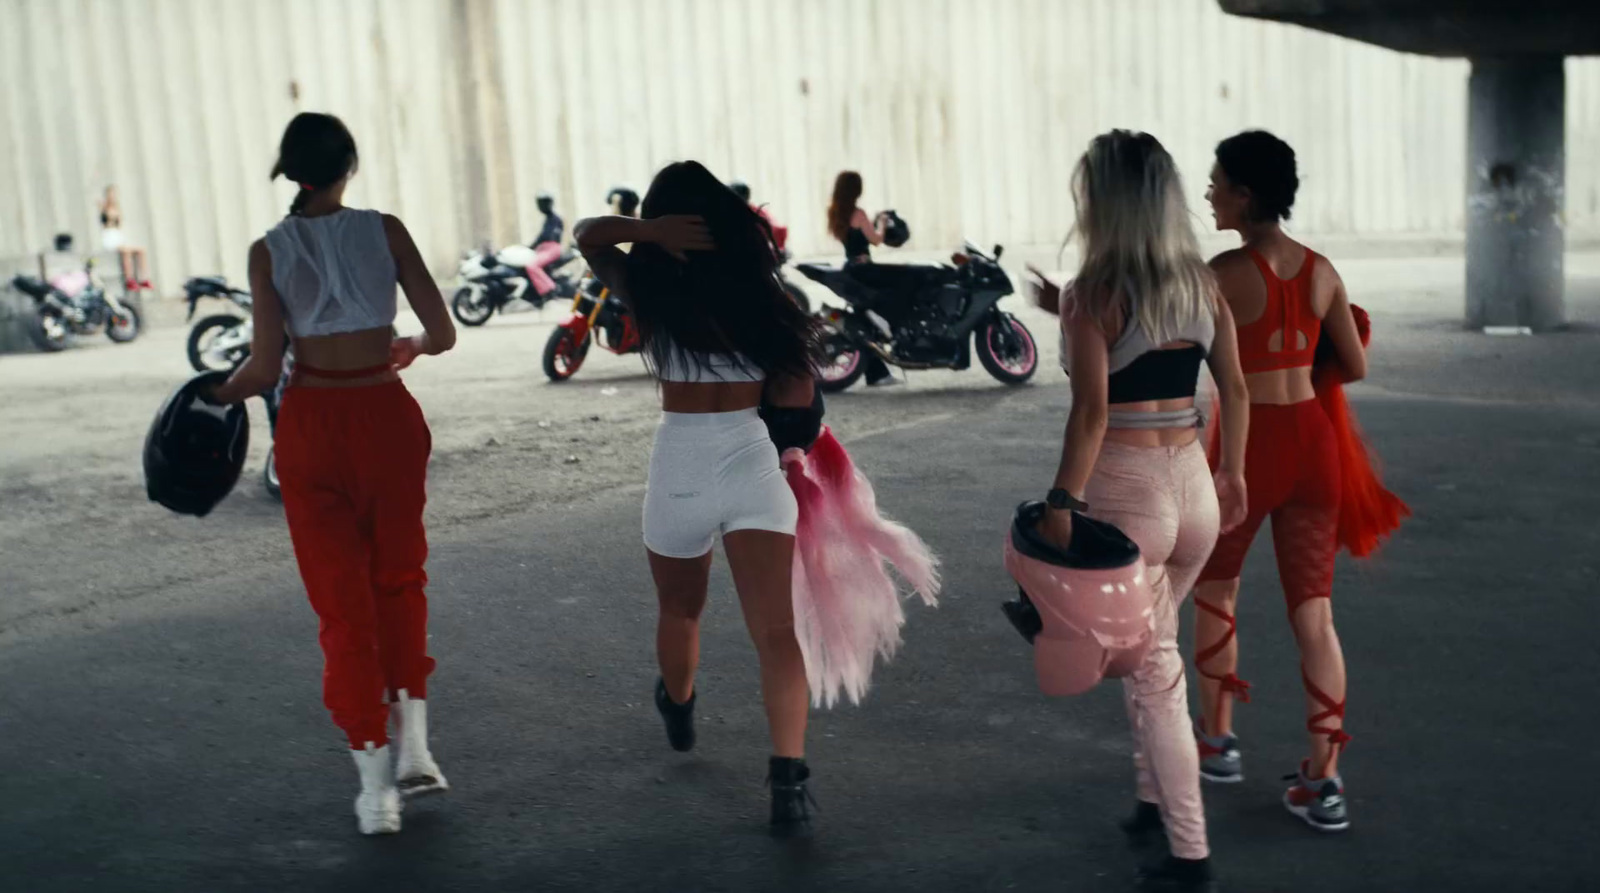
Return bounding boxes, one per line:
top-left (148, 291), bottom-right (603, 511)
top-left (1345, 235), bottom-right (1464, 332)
top-left (607, 186), bottom-right (640, 217)
top-left (728, 180), bottom-right (751, 202)
top-left (536, 191), bottom-right (555, 215)
top-left (144, 371), bottom-right (250, 517)
top-left (881, 211), bottom-right (911, 248)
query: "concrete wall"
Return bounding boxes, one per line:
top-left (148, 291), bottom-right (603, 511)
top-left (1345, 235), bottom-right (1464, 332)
top-left (3, 0), bottom-right (1599, 295)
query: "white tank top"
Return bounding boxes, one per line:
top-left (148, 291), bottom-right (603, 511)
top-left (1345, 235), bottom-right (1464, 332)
top-left (265, 209), bottom-right (397, 338)
top-left (654, 341), bottom-right (764, 383)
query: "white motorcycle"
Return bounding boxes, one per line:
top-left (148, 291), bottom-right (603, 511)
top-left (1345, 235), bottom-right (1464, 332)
top-left (450, 243), bottom-right (582, 327)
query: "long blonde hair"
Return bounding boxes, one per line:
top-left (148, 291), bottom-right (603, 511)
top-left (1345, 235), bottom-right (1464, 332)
top-left (1066, 130), bottom-right (1215, 343)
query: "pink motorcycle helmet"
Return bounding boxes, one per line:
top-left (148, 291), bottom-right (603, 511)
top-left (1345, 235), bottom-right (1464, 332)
top-left (1001, 501), bottom-right (1155, 696)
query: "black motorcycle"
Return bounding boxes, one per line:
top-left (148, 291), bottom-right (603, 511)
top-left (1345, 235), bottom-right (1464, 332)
top-left (777, 249), bottom-right (811, 313)
top-left (451, 243), bottom-right (583, 326)
top-left (797, 243), bottom-right (1038, 392)
top-left (184, 275), bottom-right (255, 372)
top-left (10, 260), bottom-right (141, 352)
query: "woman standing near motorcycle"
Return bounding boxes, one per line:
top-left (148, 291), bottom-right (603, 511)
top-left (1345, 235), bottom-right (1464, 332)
top-left (209, 112), bottom-right (457, 836)
top-left (1191, 131), bottom-right (1404, 833)
top-left (576, 161), bottom-right (822, 836)
top-left (1037, 131), bottom-right (1249, 892)
top-left (827, 171), bottom-right (897, 386)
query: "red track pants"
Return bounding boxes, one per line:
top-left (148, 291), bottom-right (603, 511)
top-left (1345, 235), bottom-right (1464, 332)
top-left (276, 381), bottom-right (435, 750)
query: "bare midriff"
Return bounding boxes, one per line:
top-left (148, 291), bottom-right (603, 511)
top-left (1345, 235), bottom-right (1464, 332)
top-left (290, 326), bottom-right (400, 388)
top-left (1243, 366), bottom-right (1316, 405)
top-left (659, 380), bottom-right (765, 414)
top-left (1103, 396), bottom-right (1203, 448)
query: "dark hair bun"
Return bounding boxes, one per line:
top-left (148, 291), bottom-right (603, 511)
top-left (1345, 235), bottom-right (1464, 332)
top-left (1215, 130), bottom-right (1298, 222)
top-left (271, 113), bottom-right (359, 215)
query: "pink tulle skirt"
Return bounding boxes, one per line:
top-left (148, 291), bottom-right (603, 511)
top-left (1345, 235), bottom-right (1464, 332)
top-left (782, 428), bottom-right (940, 708)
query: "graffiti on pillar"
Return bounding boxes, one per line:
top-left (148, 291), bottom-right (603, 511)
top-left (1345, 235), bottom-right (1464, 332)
top-left (1469, 161), bottom-right (1565, 233)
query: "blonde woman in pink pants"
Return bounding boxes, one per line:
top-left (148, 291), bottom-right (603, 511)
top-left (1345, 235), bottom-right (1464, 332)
top-left (1029, 130), bottom-right (1249, 893)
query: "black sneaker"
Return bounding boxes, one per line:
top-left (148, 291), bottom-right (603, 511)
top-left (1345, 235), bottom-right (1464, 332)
top-left (1119, 800), bottom-right (1165, 850)
top-left (767, 756), bottom-right (816, 838)
top-left (1137, 855), bottom-right (1217, 893)
top-left (654, 677), bottom-right (696, 752)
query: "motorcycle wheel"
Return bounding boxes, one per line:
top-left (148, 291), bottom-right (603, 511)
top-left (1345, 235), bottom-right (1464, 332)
top-left (27, 312), bottom-right (70, 352)
top-left (976, 313), bottom-right (1038, 385)
top-left (105, 301), bottom-right (142, 343)
top-left (542, 327), bottom-right (591, 381)
top-left (817, 335), bottom-right (866, 393)
top-left (263, 446), bottom-right (281, 501)
top-left (186, 314), bottom-right (249, 371)
top-left (782, 281), bottom-right (811, 314)
top-left (451, 287), bottom-right (495, 327)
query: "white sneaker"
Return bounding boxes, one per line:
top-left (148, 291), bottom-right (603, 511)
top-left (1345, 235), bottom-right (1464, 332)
top-left (351, 742), bottom-right (403, 835)
top-left (393, 690), bottom-right (449, 797)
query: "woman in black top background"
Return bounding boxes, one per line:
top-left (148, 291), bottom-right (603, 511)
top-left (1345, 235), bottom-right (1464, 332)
top-left (827, 171), bottom-right (896, 386)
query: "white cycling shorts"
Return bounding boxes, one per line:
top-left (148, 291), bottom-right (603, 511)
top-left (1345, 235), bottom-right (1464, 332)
top-left (643, 408), bottom-right (798, 558)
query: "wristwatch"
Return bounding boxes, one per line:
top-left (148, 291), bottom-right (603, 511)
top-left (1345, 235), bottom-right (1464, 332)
top-left (1046, 488), bottom-right (1088, 512)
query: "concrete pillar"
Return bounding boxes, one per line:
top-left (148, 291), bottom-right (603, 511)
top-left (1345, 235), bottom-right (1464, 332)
top-left (1465, 56), bottom-right (1566, 332)
top-left (449, 0), bottom-right (519, 247)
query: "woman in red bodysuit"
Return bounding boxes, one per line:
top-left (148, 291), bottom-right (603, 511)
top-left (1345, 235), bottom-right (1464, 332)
top-left (1193, 131), bottom-right (1405, 834)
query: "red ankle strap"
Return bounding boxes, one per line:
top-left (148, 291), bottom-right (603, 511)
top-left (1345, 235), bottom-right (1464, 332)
top-left (1195, 599), bottom-right (1250, 703)
top-left (1303, 669), bottom-right (1351, 750)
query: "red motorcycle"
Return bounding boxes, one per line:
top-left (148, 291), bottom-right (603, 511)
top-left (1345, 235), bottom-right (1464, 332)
top-left (542, 276), bottom-right (640, 381)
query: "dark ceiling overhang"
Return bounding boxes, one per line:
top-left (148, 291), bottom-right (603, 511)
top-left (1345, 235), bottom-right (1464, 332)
top-left (1217, 1), bottom-right (1600, 56)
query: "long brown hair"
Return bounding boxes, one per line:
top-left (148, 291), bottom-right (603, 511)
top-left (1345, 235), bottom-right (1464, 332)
top-left (827, 171), bottom-right (862, 242)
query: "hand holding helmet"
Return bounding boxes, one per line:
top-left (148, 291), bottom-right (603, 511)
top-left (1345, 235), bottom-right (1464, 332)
top-left (1001, 501), bottom-right (1155, 696)
top-left (144, 371), bottom-right (251, 517)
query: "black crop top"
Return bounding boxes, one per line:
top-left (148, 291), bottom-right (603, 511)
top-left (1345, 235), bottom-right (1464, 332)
top-left (843, 227), bottom-right (871, 261)
top-left (1105, 345), bottom-right (1205, 404)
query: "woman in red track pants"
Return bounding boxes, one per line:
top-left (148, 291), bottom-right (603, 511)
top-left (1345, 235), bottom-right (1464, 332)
top-left (211, 112), bottom-right (458, 836)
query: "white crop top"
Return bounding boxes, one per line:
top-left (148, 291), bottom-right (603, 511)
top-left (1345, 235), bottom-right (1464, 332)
top-left (654, 343), bottom-right (765, 383)
top-left (264, 209), bottom-right (397, 338)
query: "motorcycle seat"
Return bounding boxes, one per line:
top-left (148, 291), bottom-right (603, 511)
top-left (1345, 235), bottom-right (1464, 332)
top-left (549, 248), bottom-right (580, 269)
top-left (796, 263), bottom-right (879, 306)
top-left (10, 274), bottom-right (51, 297)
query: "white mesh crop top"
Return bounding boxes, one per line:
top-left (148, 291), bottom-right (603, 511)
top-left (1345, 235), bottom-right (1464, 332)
top-left (264, 209), bottom-right (397, 338)
top-left (654, 342), bottom-right (765, 383)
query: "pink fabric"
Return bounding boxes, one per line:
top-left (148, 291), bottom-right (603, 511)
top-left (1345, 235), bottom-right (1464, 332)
top-left (48, 270), bottom-right (89, 297)
top-left (526, 241), bottom-right (563, 296)
top-left (1084, 440), bottom-right (1219, 861)
top-left (782, 428), bottom-right (939, 708)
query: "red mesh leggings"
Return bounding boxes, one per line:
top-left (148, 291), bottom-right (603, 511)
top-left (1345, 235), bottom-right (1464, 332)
top-left (1196, 401), bottom-right (1348, 772)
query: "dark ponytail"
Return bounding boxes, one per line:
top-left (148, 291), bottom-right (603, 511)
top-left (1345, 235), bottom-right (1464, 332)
top-left (271, 113), bottom-right (359, 216)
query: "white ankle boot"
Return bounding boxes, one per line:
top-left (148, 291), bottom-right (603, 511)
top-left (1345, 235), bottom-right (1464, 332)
top-left (351, 742), bottom-right (402, 835)
top-left (392, 690), bottom-right (449, 797)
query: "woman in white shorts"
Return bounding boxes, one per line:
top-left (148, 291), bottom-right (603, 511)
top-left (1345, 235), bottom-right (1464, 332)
top-left (576, 161), bottom-right (821, 837)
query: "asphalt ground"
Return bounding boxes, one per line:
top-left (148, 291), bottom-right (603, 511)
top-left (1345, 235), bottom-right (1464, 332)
top-left (2, 254), bottom-right (1599, 891)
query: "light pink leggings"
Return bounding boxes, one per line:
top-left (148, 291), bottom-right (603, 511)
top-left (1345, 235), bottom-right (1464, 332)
top-left (1083, 439), bottom-right (1220, 860)
top-left (526, 241), bottom-right (563, 296)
